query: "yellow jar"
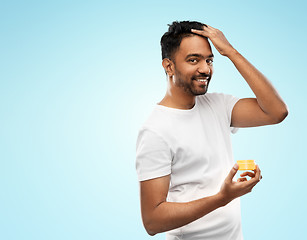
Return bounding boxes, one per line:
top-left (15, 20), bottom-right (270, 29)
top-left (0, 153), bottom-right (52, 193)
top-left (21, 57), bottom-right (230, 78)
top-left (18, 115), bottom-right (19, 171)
top-left (237, 160), bottom-right (256, 170)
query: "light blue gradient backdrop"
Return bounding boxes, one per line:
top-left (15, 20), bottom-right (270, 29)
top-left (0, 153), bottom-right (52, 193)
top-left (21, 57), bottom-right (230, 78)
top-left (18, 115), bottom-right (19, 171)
top-left (1, 1), bottom-right (306, 239)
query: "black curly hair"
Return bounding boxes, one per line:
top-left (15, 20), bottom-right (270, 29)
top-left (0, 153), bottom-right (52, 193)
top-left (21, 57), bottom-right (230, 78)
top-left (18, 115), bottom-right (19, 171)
top-left (160, 21), bottom-right (208, 60)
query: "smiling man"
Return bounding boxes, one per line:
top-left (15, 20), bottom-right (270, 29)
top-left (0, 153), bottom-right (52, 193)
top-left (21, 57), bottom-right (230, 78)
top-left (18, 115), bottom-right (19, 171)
top-left (135, 21), bottom-right (288, 240)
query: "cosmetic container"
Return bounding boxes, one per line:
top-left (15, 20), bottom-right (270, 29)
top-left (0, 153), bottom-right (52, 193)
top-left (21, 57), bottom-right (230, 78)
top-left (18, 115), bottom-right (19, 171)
top-left (237, 160), bottom-right (256, 171)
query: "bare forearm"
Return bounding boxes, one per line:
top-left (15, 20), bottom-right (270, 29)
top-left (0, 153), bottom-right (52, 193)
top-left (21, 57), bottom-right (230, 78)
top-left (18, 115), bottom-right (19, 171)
top-left (141, 164), bottom-right (262, 236)
top-left (227, 49), bottom-right (288, 120)
top-left (143, 192), bottom-right (227, 236)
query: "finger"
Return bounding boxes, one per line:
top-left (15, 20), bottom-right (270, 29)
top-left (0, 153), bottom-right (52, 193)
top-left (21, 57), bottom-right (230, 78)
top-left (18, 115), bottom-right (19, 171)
top-left (240, 171), bottom-right (256, 178)
top-left (205, 24), bottom-right (215, 30)
top-left (248, 173), bottom-right (262, 187)
top-left (237, 177), bottom-right (247, 182)
top-left (225, 164), bottom-right (239, 183)
top-left (191, 29), bottom-right (209, 37)
top-left (254, 165), bottom-right (262, 181)
top-left (256, 167), bottom-right (263, 180)
top-left (242, 167), bottom-right (261, 187)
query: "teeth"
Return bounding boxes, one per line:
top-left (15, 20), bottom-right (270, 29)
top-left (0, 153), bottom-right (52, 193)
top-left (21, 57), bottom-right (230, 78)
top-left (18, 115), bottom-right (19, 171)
top-left (196, 78), bottom-right (209, 86)
top-left (196, 79), bottom-right (208, 83)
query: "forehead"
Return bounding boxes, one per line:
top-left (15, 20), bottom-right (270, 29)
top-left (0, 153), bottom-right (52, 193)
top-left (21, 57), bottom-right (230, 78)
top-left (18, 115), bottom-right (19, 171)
top-left (175, 35), bottom-right (212, 58)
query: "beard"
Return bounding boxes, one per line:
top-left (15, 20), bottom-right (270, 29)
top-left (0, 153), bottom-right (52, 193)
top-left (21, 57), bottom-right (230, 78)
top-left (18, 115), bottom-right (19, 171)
top-left (173, 71), bottom-right (211, 96)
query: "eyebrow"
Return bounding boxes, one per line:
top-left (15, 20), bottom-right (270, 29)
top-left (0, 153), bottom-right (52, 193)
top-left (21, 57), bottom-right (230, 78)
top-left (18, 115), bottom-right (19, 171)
top-left (185, 53), bottom-right (214, 60)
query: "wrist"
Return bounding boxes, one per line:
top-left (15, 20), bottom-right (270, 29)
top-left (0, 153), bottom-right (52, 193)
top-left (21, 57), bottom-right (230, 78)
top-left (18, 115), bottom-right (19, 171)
top-left (225, 47), bottom-right (239, 59)
top-left (215, 192), bottom-right (232, 207)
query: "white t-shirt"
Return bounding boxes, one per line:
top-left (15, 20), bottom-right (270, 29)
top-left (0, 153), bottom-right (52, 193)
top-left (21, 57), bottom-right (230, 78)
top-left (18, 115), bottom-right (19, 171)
top-left (136, 92), bottom-right (243, 240)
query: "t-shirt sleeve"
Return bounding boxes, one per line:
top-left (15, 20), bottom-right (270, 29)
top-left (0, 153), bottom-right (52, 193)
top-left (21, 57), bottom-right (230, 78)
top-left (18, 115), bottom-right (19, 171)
top-left (135, 128), bottom-right (172, 181)
top-left (223, 94), bottom-right (240, 134)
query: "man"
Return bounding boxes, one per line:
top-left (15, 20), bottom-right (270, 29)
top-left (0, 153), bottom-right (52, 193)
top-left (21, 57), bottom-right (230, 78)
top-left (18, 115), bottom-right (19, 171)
top-left (135, 21), bottom-right (288, 239)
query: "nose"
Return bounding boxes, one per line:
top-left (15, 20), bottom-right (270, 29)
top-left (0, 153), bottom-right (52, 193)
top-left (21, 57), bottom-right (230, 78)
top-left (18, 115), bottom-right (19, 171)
top-left (198, 62), bottom-right (211, 75)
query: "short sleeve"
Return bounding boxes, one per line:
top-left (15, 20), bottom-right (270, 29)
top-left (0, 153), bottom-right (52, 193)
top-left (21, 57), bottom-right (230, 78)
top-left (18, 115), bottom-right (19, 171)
top-left (223, 94), bottom-right (240, 134)
top-left (135, 129), bottom-right (172, 181)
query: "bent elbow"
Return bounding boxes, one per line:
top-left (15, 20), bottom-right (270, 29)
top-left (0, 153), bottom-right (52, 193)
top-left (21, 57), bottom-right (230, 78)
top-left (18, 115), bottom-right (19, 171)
top-left (280, 108), bottom-right (289, 122)
top-left (272, 107), bottom-right (289, 124)
top-left (143, 222), bottom-right (158, 236)
top-left (278, 105), bottom-right (289, 123)
top-left (147, 230), bottom-right (157, 237)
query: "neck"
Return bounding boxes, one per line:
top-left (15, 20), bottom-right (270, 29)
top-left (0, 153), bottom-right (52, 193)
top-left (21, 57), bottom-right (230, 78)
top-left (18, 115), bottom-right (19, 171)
top-left (159, 81), bottom-right (196, 110)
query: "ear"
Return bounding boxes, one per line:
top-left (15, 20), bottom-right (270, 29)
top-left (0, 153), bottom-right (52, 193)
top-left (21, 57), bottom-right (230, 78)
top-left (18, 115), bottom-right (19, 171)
top-left (162, 58), bottom-right (174, 76)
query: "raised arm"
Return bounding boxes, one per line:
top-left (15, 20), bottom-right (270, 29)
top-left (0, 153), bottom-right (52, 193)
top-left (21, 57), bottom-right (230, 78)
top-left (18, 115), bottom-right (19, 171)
top-left (140, 164), bottom-right (261, 236)
top-left (192, 26), bottom-right (288, 127)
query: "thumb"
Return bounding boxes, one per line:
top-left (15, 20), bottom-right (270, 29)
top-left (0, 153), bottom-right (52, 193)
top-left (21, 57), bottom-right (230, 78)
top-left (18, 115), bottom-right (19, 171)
top-left (225, 164), bottom-right (239, 183)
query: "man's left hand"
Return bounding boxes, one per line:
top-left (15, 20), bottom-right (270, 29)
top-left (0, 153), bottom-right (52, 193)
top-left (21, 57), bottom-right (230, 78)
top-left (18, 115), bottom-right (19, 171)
top-left (191, 25), bottom-right (235, 57)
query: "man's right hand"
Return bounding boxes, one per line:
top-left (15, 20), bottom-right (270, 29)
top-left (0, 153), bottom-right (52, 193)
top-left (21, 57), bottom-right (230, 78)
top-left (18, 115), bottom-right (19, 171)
top-left (218, 164), bottom-right (262, 206)
top-left (140, 164), bottom-right (262, 235)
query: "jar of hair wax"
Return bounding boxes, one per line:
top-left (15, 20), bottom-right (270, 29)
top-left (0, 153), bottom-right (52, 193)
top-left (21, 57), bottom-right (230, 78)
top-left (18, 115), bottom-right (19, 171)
top-left (236, 160), bottom-right (256, 171)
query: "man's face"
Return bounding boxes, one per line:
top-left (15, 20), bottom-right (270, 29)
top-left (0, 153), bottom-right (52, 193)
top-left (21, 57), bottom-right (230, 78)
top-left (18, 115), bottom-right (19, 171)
top-left (171, 35), bottom-right (214, 96)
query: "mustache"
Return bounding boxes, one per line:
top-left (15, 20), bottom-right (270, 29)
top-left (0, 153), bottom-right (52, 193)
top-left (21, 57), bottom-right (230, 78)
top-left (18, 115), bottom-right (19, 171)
top-left (192, 73), bottom-right (211, 79)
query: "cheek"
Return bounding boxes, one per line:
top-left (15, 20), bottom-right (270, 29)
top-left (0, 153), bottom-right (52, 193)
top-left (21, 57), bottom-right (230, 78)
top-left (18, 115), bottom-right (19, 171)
top-left (174, 63), bottom-right (198, 79)
top-left (183, 65), bottom-right (199, 76)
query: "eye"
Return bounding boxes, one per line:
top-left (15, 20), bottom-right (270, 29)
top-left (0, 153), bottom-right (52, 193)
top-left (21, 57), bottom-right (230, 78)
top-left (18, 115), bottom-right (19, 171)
top-left (206, 59), bottom-right (214, 65)
top-left (188, 58), bottom-right (198, 64)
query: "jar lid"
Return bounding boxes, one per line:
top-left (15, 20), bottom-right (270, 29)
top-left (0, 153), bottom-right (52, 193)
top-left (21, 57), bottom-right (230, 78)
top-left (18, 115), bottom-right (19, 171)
top-left (236, 160), bottom-right (256, 170)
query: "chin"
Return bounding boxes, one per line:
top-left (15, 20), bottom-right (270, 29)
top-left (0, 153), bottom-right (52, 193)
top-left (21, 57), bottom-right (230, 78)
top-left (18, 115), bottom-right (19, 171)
top-left (190, 83), bottom-right (209, 96)
top-left (194, 92), bottom-right (207, 96)
top-left (192, 89), bottom-right (208, 96)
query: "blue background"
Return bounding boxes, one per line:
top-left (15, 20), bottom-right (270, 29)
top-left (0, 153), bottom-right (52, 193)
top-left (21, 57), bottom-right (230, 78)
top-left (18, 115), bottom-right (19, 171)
top-left (1, 0), bottom-right (306, 239)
